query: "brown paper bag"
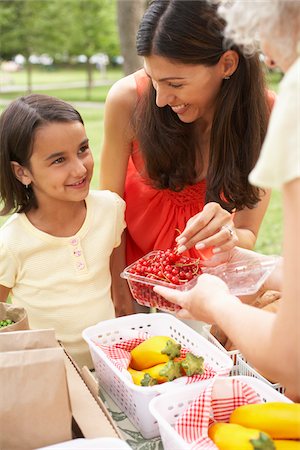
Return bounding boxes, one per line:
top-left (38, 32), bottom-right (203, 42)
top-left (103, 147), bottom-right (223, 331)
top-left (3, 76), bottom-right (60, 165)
top-left (0, 329), bottom-right (72, 450)
top-left (0, 302), bottom-right (29, 332)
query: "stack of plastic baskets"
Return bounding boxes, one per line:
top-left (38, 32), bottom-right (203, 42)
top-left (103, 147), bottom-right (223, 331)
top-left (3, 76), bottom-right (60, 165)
top-left (82, 313), bottom-right (233, 439)
top-left (236, 354), bottom-right (285, 393)
top-left (149, 375), bottom-right (291, 450)
top-left (201, 325), bottom-right (285, 392)
top-left (201, 324), bottom-right (240, 374)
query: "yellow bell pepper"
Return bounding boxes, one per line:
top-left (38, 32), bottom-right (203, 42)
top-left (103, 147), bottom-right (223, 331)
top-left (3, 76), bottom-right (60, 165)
top-left (230, 402), bottom-right (300, 440)
top-left (208, 422), bottom-right (275, 450)
top-left (274, 440), bottom-right (300, 450)
top-left (130, 336), bottom-right (178, 370)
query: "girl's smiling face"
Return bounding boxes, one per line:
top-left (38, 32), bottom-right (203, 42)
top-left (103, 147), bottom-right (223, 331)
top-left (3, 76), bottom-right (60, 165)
top-left (21, 121), bottom-right (94, 208)
top-left (144, 54), bottom-right (229, 124)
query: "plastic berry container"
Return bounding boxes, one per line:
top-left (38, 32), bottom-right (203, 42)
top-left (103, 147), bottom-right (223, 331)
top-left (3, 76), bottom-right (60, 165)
top-left (121, 251), bottom-right (280, 312)
top-left (120, 250), bottom-right (202, 313)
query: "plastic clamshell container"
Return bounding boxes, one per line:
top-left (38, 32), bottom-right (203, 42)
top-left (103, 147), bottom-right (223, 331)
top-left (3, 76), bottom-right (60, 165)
top-left (202, 256), bottom-right (280, 296)
top-left (121, 251), bottom-right (279, 312)
top-left (149, 376), bottom-right (292, 450)
top-left (82, 313), bottom-right (233, 439)
top-left (121, 251), bottom-right (201, 312)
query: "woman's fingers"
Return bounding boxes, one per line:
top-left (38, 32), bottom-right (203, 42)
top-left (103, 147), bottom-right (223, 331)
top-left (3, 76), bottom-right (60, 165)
top-left (194, 222), bottom-right (237, 251)
top-left (176, 203), bottom-right (234, 253)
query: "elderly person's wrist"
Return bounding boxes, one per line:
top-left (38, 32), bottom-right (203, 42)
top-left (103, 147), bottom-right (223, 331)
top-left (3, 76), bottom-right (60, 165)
top-left (209, 292), bottom-right (241, 324)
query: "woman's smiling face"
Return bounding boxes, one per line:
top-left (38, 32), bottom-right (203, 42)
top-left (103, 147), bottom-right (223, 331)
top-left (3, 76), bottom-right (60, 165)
top-left (144, 54), bottom-right (226, 124)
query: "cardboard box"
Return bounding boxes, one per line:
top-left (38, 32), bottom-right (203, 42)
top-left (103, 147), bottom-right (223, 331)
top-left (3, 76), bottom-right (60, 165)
top-left (63, 348), bottom-right (122, 440)
top-left (0, 328), bottom-right (123, 449)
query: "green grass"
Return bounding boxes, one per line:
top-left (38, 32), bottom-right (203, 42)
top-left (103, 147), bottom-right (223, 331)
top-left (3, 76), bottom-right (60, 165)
top-left (81, 106), bottom-right (105, 182)
top-left (0, 85), bottom-right (112, 103)
top-left (265, 70), bottom-right (284, 93)
top-left (255, 190), bottom-right (283, 255)
top-left (0, 67), bottom-right (283, 255)
top-left (0, 65), bottom-right (122, 86)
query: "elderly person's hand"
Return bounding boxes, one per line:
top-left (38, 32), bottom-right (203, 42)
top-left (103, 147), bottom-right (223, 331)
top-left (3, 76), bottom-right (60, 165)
top-left (154, 273), bottom-right (238, 323)
top-left (154, 247), bottom-right (283, 322)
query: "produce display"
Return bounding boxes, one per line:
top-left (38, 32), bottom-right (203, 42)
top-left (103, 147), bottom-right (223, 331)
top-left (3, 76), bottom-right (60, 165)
top-left (122, 248), bottom-right (203, 312)
top-left (0, 319), bottom-right (15, 328)
top-left (208, 402), bottom-right (300, 450)
top-left (128, 335), bottom-right (204, 386)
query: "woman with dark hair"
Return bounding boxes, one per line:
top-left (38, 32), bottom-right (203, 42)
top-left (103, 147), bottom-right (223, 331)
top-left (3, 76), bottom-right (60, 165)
top-left (100, 0), bottom-right (275, 316)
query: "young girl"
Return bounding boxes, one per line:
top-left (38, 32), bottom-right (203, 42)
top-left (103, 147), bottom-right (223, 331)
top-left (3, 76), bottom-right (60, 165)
top-left (0, 94), bottom-right (126, 368)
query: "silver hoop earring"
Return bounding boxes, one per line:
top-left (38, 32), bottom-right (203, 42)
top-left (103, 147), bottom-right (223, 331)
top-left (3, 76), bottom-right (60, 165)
top-left (224, 76), bottom-right (231, 80)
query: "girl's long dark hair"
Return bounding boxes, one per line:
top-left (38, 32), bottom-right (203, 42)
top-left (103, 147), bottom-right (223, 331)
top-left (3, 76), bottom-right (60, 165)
top-left (133, 0), bottom-right (270, 211)
top-left (0, 94), bottom-right (84, 215)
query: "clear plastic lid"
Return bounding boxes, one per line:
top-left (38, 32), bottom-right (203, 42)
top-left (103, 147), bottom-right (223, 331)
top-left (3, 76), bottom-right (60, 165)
top-left (201, 256), bottom-right (279, 296)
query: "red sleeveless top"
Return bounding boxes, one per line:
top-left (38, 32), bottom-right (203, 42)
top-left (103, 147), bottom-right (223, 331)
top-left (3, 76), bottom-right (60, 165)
top-left (124, 69), bottom-right (206, 265)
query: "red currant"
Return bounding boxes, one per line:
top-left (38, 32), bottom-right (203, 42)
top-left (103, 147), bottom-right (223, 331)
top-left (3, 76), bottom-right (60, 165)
top-left (127, 247), bottom-right (203, 312)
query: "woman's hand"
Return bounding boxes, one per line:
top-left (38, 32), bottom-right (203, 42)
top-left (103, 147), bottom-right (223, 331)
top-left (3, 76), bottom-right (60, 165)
top-left (175, 202), bottom-right (239, 264)
top-left (154, 273), bottom-right (237, 323)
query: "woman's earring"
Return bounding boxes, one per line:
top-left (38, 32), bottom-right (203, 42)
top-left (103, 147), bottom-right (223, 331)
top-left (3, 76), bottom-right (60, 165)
top-left (224, 75), bottom-right (231, 80)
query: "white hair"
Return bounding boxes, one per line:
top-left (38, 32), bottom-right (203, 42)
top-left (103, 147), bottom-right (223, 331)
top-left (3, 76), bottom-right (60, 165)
top-left (216, 0), bottom-right (300, 62)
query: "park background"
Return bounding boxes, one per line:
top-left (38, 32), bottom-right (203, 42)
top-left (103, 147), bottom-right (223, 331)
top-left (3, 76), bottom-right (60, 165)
top-left (0, 0), bottom-right (283, 255)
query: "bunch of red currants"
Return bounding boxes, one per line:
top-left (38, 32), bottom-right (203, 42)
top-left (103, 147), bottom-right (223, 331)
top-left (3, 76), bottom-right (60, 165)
top-left (128, 248), bottom-right (202, 285)
top-left (126, 248), bottom-right (203, 312)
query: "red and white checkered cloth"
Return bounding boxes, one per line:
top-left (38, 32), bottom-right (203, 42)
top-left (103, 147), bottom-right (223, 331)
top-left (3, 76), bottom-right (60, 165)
top-left (175, 377), bottom-right (261, 449)
top-left (93, 332), bottom-right (229, 382)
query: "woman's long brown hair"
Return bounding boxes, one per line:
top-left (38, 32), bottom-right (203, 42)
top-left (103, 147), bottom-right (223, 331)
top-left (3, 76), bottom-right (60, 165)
top-left (133, 0), bottom-right (269, 212)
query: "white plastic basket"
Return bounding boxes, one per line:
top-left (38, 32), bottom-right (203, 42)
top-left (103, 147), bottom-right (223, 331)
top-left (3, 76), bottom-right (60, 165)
top-left (202, 324), bottom-right (240, 373)
top-left (149, 375), bottom-right (292, 450)
top-left (82, 313), bottom-right (233, 439)
top-left (236, 354), bottom-right (285, 393)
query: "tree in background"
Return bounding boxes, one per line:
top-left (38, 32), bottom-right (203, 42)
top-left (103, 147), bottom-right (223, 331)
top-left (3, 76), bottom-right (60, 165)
top-left (0, 0), bottom-right (73, 93)
top-left (0, 0), bottom-right (119, 97)
top-left (117, 0), bottom-right (147, 75)
top-left (68, 0), bottom-right (119, 99)
top-left (0, 0), bottom-right (147, 94)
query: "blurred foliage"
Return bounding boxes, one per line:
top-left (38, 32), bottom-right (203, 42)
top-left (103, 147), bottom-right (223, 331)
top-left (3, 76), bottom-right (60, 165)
top-left (0, 0), bottom-right (120, 95)
top-left (0, 0), bottom-right (120, 61)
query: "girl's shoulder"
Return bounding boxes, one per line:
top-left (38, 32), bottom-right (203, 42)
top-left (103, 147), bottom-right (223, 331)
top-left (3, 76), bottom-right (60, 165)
top-left (88, 190), bottom-right (125, 210)
top-left (0, 213), bottom-right (23, 237)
